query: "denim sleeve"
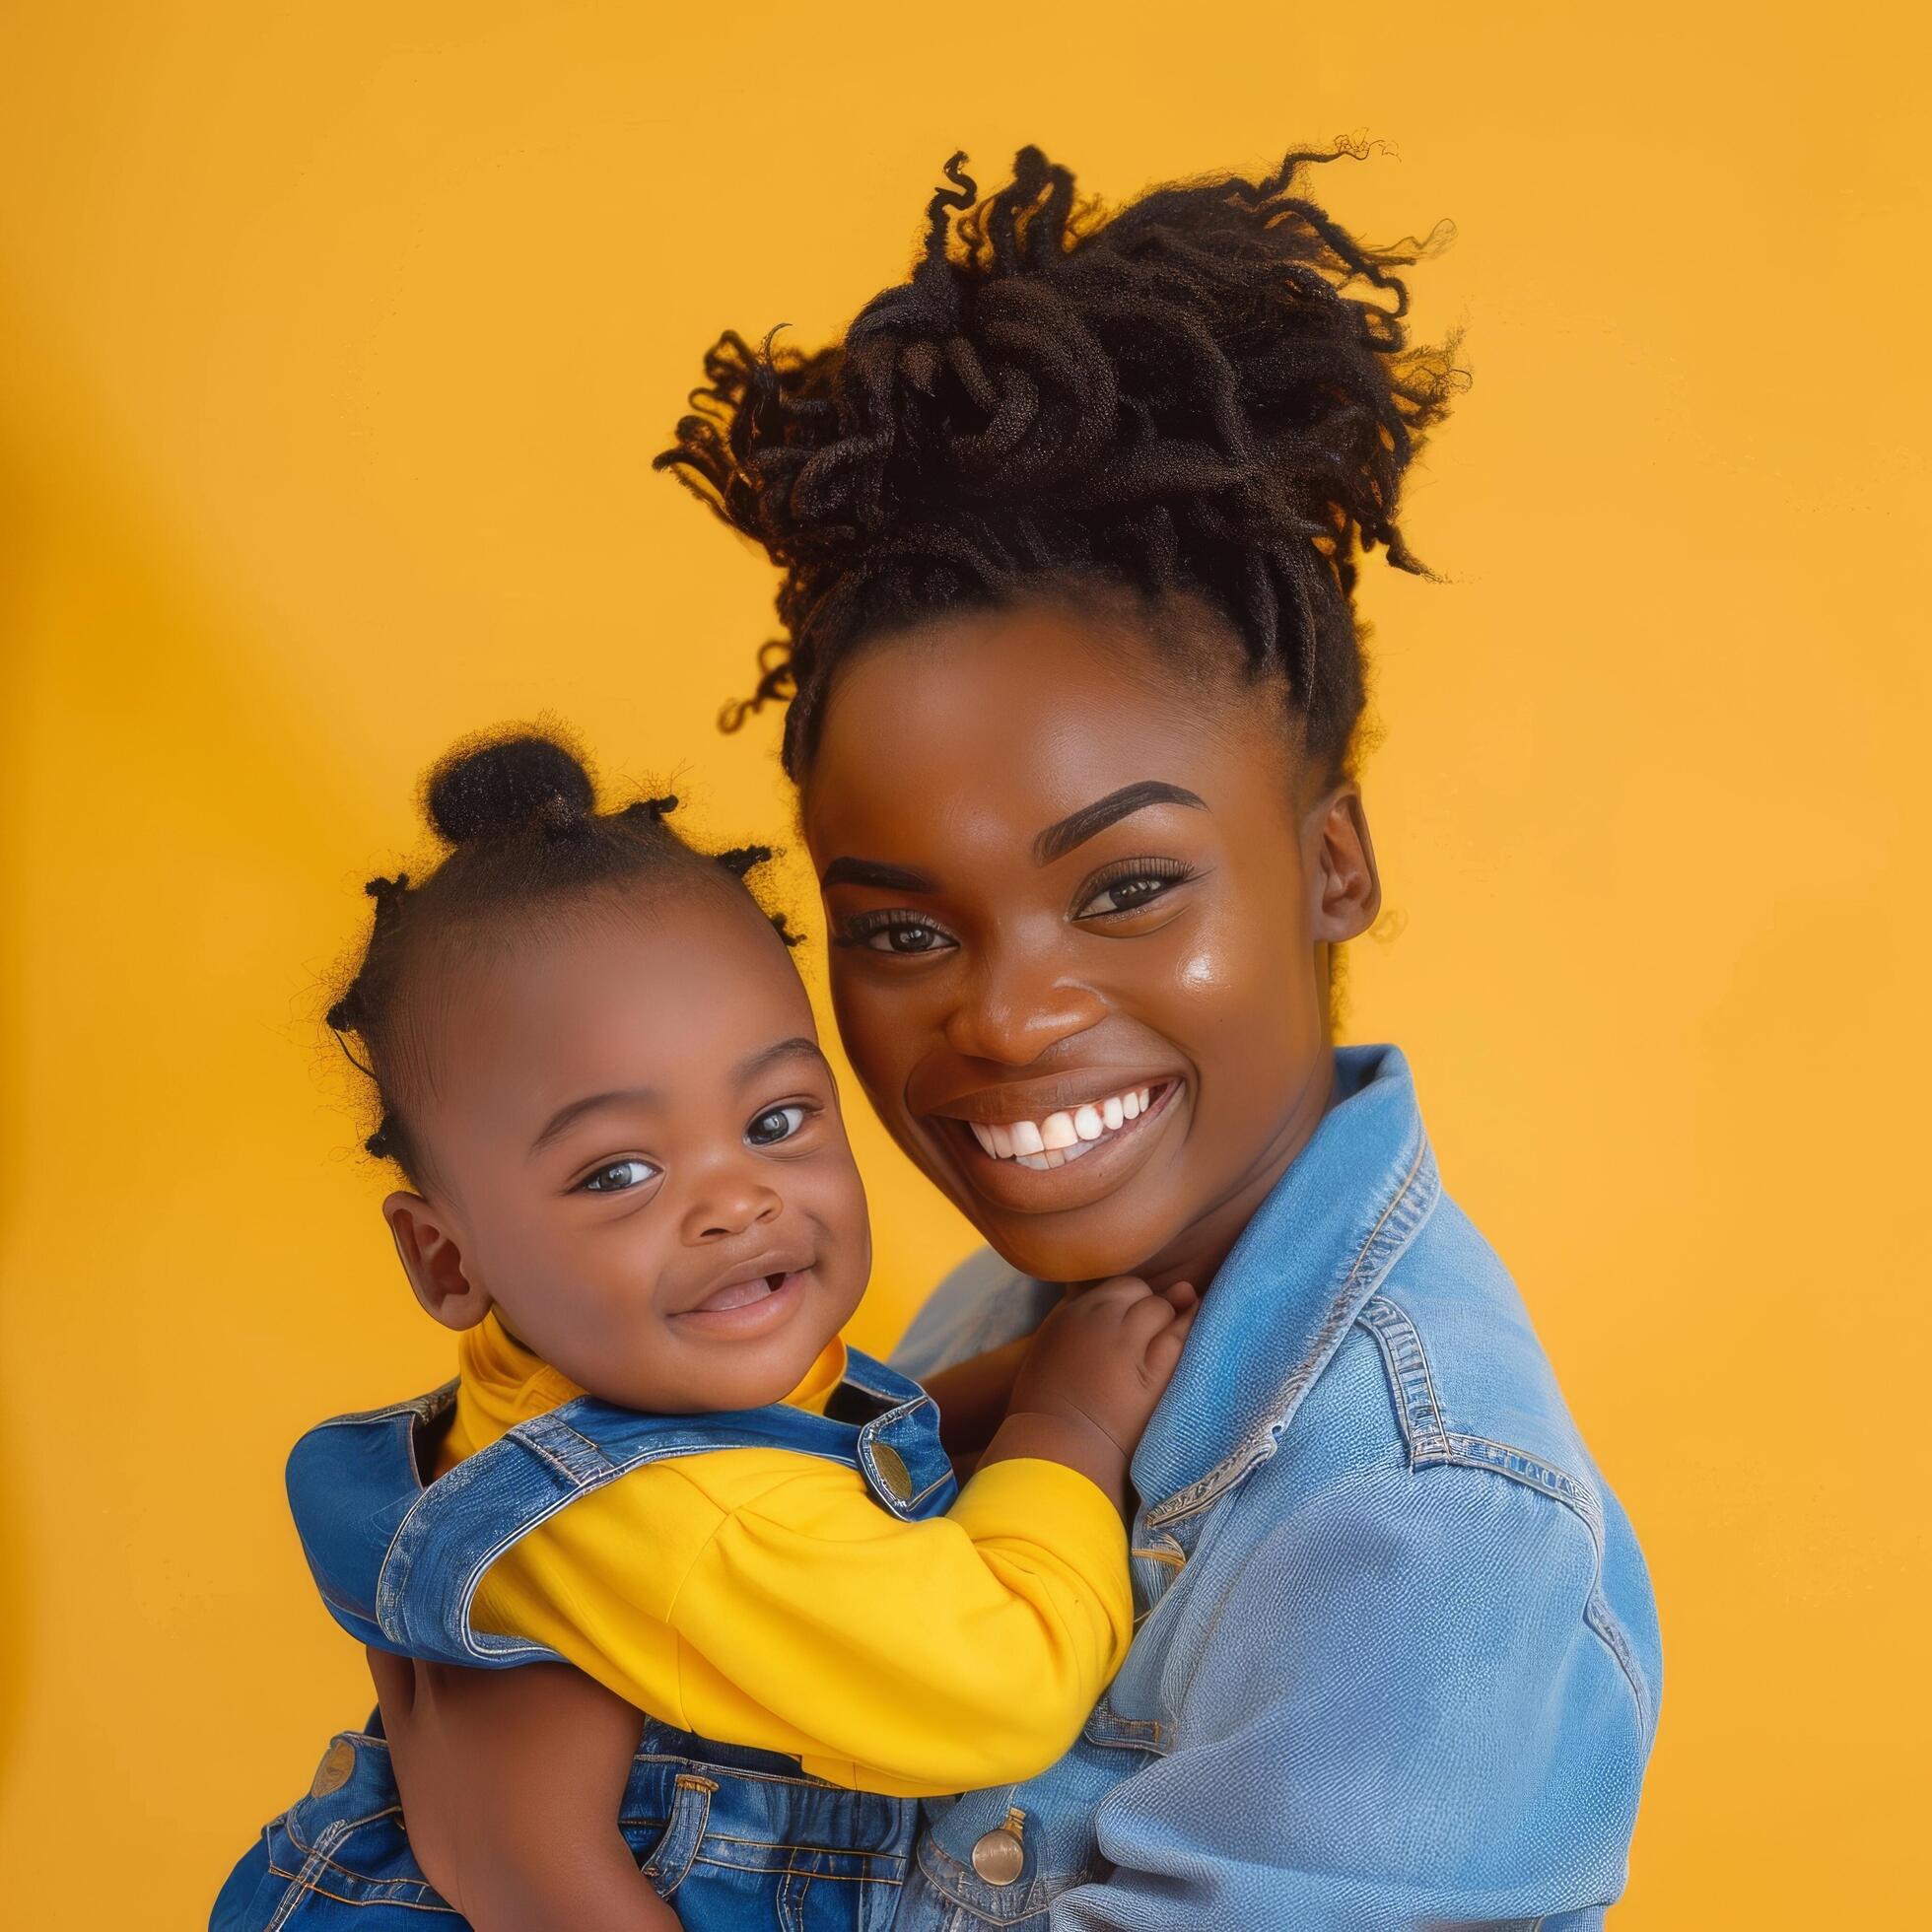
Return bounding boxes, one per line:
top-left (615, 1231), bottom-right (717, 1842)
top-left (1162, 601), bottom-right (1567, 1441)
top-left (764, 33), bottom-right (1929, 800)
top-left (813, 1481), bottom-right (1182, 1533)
top-left (1057, 1455), bottom-right (1649, 1929)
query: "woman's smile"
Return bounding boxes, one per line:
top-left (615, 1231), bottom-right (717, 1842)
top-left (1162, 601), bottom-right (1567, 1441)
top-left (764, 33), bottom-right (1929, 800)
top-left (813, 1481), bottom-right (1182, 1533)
top-left (929, 1076), bottom-right (1186, 1212)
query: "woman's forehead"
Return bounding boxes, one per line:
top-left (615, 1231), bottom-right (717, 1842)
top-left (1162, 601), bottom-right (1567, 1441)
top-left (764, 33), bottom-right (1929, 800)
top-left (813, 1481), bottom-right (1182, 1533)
top-left (802, 602), bottom-right (1290, 854)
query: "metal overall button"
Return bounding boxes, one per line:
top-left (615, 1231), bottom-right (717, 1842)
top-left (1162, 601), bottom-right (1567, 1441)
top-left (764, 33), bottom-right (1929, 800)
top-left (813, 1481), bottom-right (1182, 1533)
top-left (870, 1442), bottom-right (913, 1503)
top-left (310, 1739), bottom-right (357, 1798)
top-left (970, 1807), bottom-right (1027, 1886)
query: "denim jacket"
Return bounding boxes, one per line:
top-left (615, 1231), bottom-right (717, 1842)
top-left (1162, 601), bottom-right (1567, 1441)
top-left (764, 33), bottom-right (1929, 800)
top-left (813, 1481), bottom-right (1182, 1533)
top-left (213, 1349), bottom-right (951, 1930)
top-left (888, 1044), bottom-right (1661, 1931)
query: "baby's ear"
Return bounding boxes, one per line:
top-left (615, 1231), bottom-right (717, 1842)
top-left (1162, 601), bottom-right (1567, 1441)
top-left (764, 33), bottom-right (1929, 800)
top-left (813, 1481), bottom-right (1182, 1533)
top-left (382, 1192), bottom-right (492, 1331)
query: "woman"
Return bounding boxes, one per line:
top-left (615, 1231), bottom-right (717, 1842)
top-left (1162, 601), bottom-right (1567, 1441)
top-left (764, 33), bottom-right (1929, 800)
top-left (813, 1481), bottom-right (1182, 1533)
top-left (375, 145), bottom-right (1660, 1928)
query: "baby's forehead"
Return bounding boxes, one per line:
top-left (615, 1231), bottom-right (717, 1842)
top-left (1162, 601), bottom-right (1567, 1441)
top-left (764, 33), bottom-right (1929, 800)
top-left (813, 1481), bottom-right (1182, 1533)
top-left (421, 882), bottom-right (814, 1073)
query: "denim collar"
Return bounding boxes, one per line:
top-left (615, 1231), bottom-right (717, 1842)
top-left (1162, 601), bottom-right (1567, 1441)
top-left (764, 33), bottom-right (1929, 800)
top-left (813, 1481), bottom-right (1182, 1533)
top-left (1130, 1043), bottom-right (1442, 1525)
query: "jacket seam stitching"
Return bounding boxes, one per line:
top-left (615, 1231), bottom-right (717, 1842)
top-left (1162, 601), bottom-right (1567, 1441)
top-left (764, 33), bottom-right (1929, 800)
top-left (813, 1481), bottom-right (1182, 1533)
top-left (1433, 1440), bottom-right (1652, 1736)
top-left (1143, 1129), bottom-right (1437, 1529)
top-left (1353, 1296), bottom-right (1652, 1735)
top-left (1357, 1292), bottom-right (1453, 1453)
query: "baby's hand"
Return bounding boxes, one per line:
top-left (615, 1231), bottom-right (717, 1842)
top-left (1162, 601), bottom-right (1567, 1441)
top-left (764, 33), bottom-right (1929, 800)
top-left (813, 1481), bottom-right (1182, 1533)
top-left (1011, 1277), bottom-right (1199, 1457)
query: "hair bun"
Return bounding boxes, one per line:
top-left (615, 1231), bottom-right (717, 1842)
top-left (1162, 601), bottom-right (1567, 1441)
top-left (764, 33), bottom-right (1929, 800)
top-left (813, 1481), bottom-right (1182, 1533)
top-left (425, 732), bottom-right (596, 845)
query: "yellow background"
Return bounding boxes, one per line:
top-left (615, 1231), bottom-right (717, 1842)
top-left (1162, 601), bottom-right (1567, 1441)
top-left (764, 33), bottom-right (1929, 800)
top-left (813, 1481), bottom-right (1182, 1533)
top-left (2, 4), bottom-right (1926, 1923)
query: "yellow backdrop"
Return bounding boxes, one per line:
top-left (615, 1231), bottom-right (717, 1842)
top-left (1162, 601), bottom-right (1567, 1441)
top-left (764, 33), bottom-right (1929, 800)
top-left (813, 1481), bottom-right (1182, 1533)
top-left (2, 4), bottom-right (1926, 1923)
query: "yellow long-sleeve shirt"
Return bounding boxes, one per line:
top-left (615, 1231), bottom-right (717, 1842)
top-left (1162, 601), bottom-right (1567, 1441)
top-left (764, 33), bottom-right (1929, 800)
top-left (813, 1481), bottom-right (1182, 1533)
top-left (434, 1314), bottom-right (1133, 1797)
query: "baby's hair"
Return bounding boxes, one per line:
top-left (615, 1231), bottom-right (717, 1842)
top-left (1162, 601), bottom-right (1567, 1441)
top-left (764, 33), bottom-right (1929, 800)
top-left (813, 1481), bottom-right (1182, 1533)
top-left (325, 728), bottom-right (799, 1182)
top-left (658, 141), bottom-right (1459, 780)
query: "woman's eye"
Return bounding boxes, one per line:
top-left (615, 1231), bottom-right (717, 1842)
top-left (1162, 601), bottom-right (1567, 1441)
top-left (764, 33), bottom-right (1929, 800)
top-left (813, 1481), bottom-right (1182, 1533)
top-left (581, 1158), bottom-right (658, 1194)
top-left (870, 924), bottom-right (946, 954)
top-left (746, 1104), bottom-right (809, 1146)
top-left (1075, 863), bottom-right (1196, 919)
top-left (834, 914), bottom-right (958, 955)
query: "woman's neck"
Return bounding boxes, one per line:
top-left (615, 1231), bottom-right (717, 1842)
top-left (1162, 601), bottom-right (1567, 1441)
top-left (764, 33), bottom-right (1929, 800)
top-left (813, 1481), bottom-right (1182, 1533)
top-left (1093, 1050), bottom-right (1338, 1300)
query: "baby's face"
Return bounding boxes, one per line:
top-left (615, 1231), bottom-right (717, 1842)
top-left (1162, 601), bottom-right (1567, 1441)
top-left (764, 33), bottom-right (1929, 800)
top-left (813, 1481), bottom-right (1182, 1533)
top-left (389, 879), bottom-right (870, 1413)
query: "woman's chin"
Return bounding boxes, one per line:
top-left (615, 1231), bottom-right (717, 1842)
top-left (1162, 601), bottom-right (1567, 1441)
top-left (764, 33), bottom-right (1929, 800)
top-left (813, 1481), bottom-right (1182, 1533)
top-left (970, 1208), bottom-right (1176, 1290)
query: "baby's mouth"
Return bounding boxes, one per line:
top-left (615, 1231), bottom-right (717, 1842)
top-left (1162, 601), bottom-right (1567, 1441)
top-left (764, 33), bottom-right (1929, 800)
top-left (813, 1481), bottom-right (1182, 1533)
top-left (690, 1270), bottom-right (794, 1316)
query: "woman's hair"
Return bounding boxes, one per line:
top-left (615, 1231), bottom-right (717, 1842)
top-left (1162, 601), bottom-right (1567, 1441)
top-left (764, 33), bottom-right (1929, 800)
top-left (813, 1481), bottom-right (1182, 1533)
top-left (657, 142), bottom-right (1459, 779)
top-left (324, 728), bottom-right (798, 1182)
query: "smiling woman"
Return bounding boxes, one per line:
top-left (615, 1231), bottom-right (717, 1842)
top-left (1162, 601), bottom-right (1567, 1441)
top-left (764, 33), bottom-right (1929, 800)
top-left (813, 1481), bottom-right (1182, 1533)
top-left (368, 145), bottom-right (1662, 1930)
top-left (804, 591), bottom-right (1374, 1291)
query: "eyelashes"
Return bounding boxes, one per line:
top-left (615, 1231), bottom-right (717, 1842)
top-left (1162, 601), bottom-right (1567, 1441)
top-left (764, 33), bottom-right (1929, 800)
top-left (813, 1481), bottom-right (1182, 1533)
top-left (831, 856), bottom-right (1202, 952)
top-left (1072, 857), bottom-right (1199, 919)
top-left (831, 910), bottom-right (956, 954)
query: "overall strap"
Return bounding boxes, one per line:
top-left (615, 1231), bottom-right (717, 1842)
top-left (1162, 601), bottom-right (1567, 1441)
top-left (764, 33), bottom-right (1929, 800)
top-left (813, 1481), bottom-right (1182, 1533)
top-left (285, 1384), bottom-right (458, 1652)
top-left (288, 1354), bottom-right (957, 1668)
top-left (840, 1347), bottom-right (958, 1523)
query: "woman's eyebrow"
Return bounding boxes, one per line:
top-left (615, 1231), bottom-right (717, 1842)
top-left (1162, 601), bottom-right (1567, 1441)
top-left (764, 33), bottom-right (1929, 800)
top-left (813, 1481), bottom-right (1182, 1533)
top-left (819, 858), bottom-right (936, 892)
top-left (1034, 781), bottom-right (1208, 865)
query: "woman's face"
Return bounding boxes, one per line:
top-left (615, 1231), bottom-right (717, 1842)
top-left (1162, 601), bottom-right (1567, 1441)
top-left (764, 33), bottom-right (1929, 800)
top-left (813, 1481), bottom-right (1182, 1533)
top-left (801, 596), bottom-right (1381, 1289)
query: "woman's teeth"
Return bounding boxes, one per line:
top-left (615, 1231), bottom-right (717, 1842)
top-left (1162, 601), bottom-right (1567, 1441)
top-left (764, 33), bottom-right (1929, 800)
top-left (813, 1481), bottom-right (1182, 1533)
top-left (966, 1087), bottom-right (1160, 1170)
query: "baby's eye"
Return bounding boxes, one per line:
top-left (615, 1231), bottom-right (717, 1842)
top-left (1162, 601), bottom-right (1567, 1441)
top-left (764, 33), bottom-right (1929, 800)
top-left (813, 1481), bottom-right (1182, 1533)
top-left (581, 1158), bottom-right (658, 1194)
top-left (746, 1104), bottom-right (809, 1147)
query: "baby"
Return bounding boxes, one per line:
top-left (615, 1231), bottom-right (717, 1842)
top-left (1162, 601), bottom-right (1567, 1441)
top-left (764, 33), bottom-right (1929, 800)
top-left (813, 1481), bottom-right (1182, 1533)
top-left (215, 729), bottom-right (1194, 1931)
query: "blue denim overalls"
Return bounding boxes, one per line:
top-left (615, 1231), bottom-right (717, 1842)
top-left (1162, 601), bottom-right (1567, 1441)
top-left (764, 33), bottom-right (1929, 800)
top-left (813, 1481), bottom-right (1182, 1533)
top-left (212, 1348), bottom-right (954, 1931)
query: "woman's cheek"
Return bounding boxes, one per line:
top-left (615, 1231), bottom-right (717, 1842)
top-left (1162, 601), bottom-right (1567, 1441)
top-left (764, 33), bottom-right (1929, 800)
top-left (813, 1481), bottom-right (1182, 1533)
top-left (1176, 914), bottom-right (1324, 1105)
top-left (1178, 948), bottom-right (1217, 992)
top-left (829, 976), bottom-right (926, 1121)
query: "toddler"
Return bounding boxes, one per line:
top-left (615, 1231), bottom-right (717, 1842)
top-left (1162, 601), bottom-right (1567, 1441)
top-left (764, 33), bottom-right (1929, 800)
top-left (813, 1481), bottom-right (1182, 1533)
top-left (214, 729), bottom-right (1193, 1931)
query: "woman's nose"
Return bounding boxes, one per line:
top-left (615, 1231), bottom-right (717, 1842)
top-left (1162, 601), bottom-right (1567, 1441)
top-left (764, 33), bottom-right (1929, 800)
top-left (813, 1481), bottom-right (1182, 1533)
top-left (680, 1170), bottom-right (784, 1245)
top-left (941, 942), bottom-right (1108, 1067)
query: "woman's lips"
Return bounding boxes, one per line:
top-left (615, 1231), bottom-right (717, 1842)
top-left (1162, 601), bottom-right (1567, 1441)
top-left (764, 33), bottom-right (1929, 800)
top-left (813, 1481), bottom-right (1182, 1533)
top-left (962, 1080), bottom-right (1168, 1169)
top-left (934, 1080), bottom-right (1182, 1212)
top-left (670, 1269), bottom-right (810, 1338)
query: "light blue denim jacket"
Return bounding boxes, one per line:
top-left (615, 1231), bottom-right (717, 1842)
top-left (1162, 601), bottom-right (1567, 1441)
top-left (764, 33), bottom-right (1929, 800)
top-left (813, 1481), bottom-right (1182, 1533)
top-left (888, 1044), bottom-right (1661, 1930)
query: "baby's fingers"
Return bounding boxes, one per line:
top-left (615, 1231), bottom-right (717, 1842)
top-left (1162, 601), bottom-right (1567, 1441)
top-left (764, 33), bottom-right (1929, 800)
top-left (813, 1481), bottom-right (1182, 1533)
top-left (1084, 1275), bottom-right (1158, 1310)
top-left (1143, 1298), bottom-right (1199, 1374)
top-left (1120, 1283), bottom-right (1185, 1344)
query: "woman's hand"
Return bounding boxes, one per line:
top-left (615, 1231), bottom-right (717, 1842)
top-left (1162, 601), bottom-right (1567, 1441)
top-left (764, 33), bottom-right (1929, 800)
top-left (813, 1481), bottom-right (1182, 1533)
top-left (366, 1649), bottom-right (678, 1932)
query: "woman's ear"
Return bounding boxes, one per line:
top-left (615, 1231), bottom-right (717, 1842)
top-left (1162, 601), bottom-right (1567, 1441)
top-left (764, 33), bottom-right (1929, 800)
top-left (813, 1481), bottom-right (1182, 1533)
top-left (1307, 783), bottom-right (1382, 942)
top-left (382, 1192), bottom-right (493, 1331)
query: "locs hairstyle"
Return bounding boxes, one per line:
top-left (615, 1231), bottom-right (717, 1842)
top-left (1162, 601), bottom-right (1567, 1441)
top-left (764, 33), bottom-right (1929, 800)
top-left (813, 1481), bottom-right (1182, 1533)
top-left (323, 729), bottom-right (800, 1182)
top-left (656, 142), bottom-right (1459, 780)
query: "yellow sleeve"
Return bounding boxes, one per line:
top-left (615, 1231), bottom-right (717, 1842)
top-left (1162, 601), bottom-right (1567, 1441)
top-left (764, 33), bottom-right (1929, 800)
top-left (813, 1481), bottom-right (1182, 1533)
top-left (471, 1451), bottom-right (1132, 1797)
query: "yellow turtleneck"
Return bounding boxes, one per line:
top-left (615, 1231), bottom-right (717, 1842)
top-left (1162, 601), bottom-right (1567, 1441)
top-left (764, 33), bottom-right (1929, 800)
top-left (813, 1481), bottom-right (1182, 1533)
top-left (430, 1313), bottom-right (1132, 1797)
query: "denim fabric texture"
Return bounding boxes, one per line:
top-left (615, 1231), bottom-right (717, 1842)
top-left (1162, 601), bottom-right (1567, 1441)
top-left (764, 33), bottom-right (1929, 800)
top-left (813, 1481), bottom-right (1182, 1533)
top-left (886, 1045), bottom-right (1661, 1930)
top-left (217, 1045), bottom-right (1660, 1931)
top-left (213, 1350), bottom-right (949, 1930)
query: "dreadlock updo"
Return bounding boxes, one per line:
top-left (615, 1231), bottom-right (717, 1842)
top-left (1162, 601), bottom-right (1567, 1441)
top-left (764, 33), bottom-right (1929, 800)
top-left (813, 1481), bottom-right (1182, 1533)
top-left (325, 727), bottom-right (798, 1182)
top-left (657, 141), bottom-right (1458, 780)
